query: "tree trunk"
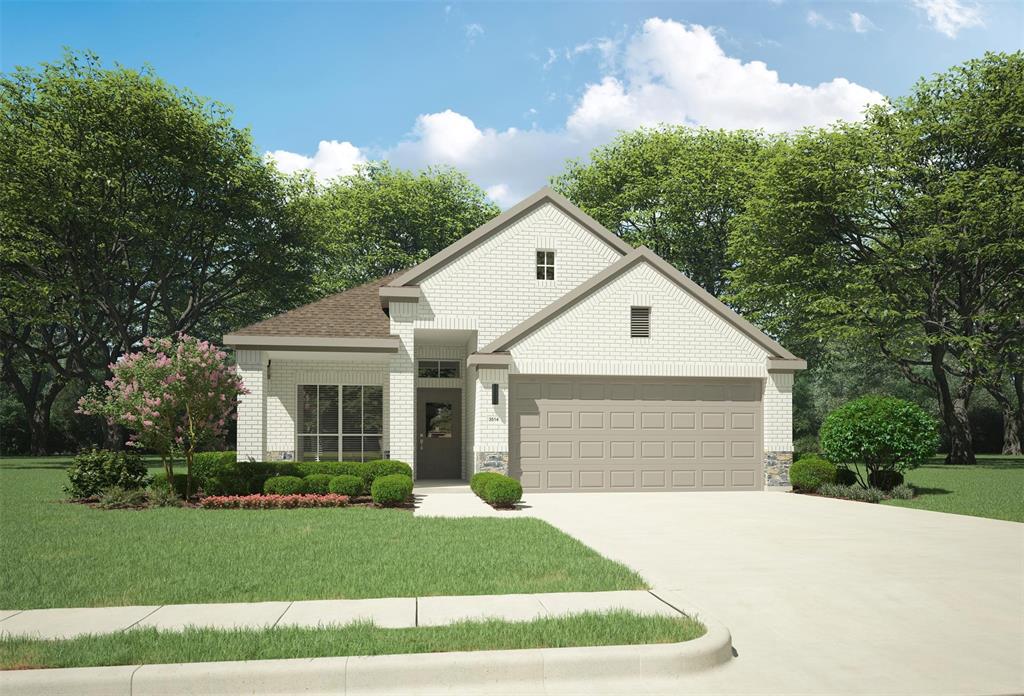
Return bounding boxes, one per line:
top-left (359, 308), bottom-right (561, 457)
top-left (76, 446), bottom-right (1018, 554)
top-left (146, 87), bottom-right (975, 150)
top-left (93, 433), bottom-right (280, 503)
top-left (929, 346), bottom-right (976, 465)
top-left (2, 364), bottom-right (65, 456)
top-left (984, 374), bottom-right (1023, 456)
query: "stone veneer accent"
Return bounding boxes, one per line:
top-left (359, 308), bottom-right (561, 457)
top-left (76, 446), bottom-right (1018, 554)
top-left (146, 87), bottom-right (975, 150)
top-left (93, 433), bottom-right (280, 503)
top-left (763, 451), bottom-right (794, 489)
top-left (475, 451), bottom-right (509, 475)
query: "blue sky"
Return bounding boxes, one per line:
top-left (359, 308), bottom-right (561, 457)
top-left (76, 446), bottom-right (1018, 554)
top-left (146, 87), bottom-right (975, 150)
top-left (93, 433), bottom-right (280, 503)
top-left (3, 1), bottom-right (1021, 205)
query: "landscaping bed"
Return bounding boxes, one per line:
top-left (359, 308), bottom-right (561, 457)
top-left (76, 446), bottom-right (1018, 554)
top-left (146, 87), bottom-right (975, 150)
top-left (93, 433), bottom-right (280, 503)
top-left (0, 611), bottom-right (704, 671)
top-left (0, 458), bottom-right (647, 609)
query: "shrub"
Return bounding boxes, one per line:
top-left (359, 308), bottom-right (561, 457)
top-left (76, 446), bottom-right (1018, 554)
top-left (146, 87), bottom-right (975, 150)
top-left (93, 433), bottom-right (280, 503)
top-left (150, 471), bottom-right (189, 498)
top-left (328, 474), bottom-right (364, 497)
top-left (470, 472), bottom-right (523, 507)
top-left (366, 459), bottom-right (413, 480)
top-left (303, 473), bottom-right (334, 494)
top-left (890, 483), bottom-right (915, 500)
top-left (371, 474), bottom-right (413, 506)
top-left (96, 485), bottom-right (149, 509)
top-left (235, 460), bottom-right (302, 494)
top-left (817, 483), bottom-right (885, 503)
top-left (789, 455), bottom-right (836, 492)
top-left (820, 396), bottom-right (939, 484)
top-left (64, 449), bottom-right (150, 499)
top-left (264, 475), bottom-right (306, 495)
top-left (835, 467), bottom-right (858, 486)
top-left (192, 451), bottom-right (241, 495)
top-left (297, 461), bottom-right (363, 478)
top-left (868, 469), bottom-right (905, 491)
top-left (199, 494), bottom-right (349, 509)
top-left (147, 485), bottom-right (181, 507)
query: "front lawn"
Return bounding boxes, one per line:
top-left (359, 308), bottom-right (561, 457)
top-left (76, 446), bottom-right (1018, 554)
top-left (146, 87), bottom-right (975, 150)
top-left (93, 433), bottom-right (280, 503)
top-left (0, 458), bottom-right (646, 609)
top-left (0, 610), bottom-right (704, 670)
top-left (882, 456), bottom-right (1024, 523)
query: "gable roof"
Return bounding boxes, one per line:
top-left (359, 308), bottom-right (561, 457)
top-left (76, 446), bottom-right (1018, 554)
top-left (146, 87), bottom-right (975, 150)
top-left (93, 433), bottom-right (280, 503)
top-left (387, 186), bottom-right (634, 287)
top-left (226, 273), bottom-right (399, 340)
top-left (479, 247), bottom-right (800, 361)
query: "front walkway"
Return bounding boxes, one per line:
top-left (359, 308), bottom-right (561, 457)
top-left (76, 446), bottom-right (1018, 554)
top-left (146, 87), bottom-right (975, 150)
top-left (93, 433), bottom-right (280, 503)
top-left (413, 479), bottom-right (507, 517)
top-left (0, 590), bottom-right (684, 640)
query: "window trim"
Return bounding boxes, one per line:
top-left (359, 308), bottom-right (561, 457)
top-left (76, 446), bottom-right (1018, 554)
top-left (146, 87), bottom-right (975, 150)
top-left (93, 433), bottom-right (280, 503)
top-left (417, 360), bottom-right (460, 379)
top-left (630, 306), bottom-right (651, 339)
top-left (536, 249), bottom-right (555, 281)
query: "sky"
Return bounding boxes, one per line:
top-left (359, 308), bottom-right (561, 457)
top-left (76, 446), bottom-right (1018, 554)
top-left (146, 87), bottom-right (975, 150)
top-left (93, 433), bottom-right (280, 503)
top-left (2, 0), bottom-right (1021, 207)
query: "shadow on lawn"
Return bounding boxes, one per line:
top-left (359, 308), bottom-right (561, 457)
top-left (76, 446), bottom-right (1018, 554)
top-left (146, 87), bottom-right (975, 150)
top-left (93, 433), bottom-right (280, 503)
top-left (911, 485), bottom-right (953, 496)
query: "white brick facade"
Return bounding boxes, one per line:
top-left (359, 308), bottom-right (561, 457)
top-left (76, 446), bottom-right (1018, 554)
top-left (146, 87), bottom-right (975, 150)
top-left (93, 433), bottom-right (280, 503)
top-left (232, 192), bottom-right (800, 488)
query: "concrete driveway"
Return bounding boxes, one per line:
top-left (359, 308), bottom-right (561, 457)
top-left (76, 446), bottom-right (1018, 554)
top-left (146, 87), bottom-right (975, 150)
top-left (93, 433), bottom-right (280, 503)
top-left (523, 491), bottom-right (1024, 695)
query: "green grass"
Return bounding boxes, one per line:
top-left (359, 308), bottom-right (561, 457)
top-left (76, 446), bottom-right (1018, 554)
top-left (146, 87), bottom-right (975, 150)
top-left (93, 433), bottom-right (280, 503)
top-left (0, 610), bottom-right (704, 670)
top-left (882, 456), bottom-right (1024, 523)
top-left (0, 457), bottom-right (646, 609)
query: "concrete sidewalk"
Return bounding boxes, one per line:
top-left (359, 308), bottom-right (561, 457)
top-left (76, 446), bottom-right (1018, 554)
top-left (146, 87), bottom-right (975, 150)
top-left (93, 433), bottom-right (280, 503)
top-left (0, 590), bottom-right (685, 640)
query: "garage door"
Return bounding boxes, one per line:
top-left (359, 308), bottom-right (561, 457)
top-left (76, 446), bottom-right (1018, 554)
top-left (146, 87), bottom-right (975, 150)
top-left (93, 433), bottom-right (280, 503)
top-left (510, 376), bottom-right (762, 492)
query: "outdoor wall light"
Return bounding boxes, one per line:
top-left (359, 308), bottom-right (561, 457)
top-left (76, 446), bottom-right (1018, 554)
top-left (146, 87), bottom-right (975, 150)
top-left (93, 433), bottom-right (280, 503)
top-left (492, 383), bottom-right (499, 405)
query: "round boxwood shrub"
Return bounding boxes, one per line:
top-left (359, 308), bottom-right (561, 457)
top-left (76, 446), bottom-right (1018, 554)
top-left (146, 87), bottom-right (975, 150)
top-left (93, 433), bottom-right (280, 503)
top-left (328, 474), bottom-right (364, 497)
top-left (868, 469), bottom-right (905, 491)
top-left (483, 476), bottom-right (523, 508)
top-left (835, 467), bottom-right (858, 486)
top-left (302, 473), bottom-right (334, 494)
top-left (789, 455), bottom-right (836, 492)
top-left (264, 475), bottom-right (305, 495)
top-left (371, 474), bottom-right (413, 506)
top-left (820, 396), bottom-right (939, 483)
top-left (470, 472), bottom-right (503, 497)
top-left (366, 459), bottom-right (413, 480)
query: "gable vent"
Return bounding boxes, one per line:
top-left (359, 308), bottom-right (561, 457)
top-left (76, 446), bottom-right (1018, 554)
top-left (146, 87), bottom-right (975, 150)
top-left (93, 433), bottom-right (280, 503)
top-left (630, 306), bottom-right (651, 338)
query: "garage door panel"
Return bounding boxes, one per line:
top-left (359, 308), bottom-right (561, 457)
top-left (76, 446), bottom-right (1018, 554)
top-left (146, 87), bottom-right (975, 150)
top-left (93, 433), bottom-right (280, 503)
top-left (512, 376), bottom-right (762, 492)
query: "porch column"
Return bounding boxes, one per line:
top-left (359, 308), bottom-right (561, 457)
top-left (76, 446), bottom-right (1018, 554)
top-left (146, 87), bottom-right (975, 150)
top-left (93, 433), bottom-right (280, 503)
top-left (473, 367), bottom-right (509, 475)
top-left (388, 302), bottom-right (417, 468)
top-left (763, 370), bottom-right (795, 489)
top-left (235, 349), bottom-right (266, 462)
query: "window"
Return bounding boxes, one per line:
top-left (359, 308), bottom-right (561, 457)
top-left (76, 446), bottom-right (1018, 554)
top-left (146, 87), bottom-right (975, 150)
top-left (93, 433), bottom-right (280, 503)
top-left (630, 306), bottom-right (651, 338)
top-left (298, 384), bottom-right (382, 462)
top-left (297, 385), bottom-right (338, 461)
top-left (417, 360), bottom-right (460, 378)
top-left (425, 402), bottom-right (453, 439)
top-left (536, 250), bottom-right (555, 280)
top-left (342, 385), bottom-right (384, 461)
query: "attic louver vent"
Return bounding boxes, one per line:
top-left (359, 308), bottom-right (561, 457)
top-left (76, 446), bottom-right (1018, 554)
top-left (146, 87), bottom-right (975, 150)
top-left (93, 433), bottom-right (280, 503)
top-left (630, 306), bottom-right (651, 338)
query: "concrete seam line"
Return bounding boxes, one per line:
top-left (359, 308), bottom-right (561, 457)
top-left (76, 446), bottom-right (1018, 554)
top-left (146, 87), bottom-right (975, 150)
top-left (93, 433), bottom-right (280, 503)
top-left (0, 610), bottom-right (23, 624)
top-left (272, 601), bottom-right (293, 629)
top-left (129, 663), bottom-right (143, 695)
top-left (414, 596), bottom-right (418, 627)
top-left (121, 605), bottom-right (163, 633)
top-left (647, 590), bottom-right (687, 617)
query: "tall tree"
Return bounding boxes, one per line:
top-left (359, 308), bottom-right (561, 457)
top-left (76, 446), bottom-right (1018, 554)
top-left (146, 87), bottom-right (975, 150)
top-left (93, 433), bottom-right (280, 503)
top-left (728, 53), bottom-right (1024, 464)
top-left (289, 163), bottom-right (500, 295)
top-left (553, 127), bottom-right (766, 297)
top-left (0, 51), bottom-right (310, 452)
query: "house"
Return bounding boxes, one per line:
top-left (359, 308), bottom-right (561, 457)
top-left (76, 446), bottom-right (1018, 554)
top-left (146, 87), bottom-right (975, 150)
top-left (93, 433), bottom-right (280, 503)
top-left (224, 188), bottom-right (806, 491)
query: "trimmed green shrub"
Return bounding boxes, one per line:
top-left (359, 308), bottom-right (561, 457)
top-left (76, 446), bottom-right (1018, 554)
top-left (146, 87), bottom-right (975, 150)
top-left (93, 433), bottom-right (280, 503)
top-left (65, 449), bottom-right (150, 499)
top-left (890, 483), bottom-right (914, 500)
top-left (192, 451), bottom-right (241, 495)
top-left (869, 469), bottom-right (904, 491)
top-left (789, 455), bottom-right (836, 492)
top-left (235, 461), bottom-right (302, 494)
top-left (366, 459), bottom-right (413, 480)
top-left (96, 485), bottom-right (149, 509)
top-left (820, 396), bottom-right (939, 484)
top-left (302, 474), bottom-right (334, 494)
top-left (150, 471), bottom-right (189, 498)
top-left (470, 472), bottom-right (523, 507)
top-left (371, 474), bottom-right (413, 506)
top-left (328, 474), bottom-right (364, 497)
top-left (835, 467), bottom-right (858, 486)
top-left (297, 461), bottom-right (364, 478)
top-left (264, 475), bottom-right (306, 495)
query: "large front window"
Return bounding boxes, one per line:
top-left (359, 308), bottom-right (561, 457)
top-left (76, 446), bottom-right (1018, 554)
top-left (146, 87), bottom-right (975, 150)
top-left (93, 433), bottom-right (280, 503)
top-left (298, 384), bottom-right (383, 461)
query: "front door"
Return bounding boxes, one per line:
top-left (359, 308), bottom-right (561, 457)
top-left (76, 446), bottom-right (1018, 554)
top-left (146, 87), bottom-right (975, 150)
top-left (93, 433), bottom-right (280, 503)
top-left (416, 388), bottom-right (462, 479)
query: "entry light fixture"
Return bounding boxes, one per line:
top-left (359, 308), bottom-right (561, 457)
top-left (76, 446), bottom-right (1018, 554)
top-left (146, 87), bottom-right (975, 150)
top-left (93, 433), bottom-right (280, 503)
top-left (492, 383), bottom-right (499, 405)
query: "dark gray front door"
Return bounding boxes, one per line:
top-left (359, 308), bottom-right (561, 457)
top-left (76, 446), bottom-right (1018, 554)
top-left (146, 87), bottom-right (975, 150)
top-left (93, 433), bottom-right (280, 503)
top-left (416, 388), bottom-right (462, 479)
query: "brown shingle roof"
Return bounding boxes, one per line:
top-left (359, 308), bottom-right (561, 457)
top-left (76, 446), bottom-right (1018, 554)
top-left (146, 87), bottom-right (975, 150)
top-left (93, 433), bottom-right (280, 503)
top-left (230, 273), bottom-right (399, 338)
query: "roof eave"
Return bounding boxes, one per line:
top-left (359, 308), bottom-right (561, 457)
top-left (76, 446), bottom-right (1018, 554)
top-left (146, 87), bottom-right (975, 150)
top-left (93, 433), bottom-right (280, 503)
top-left (223, 335), bottom-right (400, 353)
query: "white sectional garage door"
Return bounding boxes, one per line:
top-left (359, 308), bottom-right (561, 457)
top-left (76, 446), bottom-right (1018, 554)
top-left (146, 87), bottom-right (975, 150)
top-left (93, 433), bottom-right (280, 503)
top-left (509, 376), bottom-right (762, 492)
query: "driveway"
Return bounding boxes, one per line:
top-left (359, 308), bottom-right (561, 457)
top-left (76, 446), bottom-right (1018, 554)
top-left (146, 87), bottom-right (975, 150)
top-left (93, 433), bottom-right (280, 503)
top-left (523, 491), bottom-right (1024, 695)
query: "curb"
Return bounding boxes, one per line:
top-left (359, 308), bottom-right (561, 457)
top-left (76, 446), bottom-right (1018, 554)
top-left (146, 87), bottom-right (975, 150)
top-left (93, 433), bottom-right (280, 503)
top-left (0, 614), bottom-right (731, 695)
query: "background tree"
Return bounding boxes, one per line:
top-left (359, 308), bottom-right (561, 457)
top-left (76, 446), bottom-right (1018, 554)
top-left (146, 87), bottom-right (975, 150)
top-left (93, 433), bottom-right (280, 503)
top-left (0, 51), bottom-right (311, 452)
top-left (553, 127), bottom-right (766, 297)
top-left (290, 162), bottom-right (500, 295)
top-left (728, 53), bottom-right (1023, 464)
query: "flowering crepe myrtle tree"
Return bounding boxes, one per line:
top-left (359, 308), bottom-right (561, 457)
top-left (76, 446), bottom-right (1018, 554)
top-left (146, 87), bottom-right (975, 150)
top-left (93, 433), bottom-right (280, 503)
top-left (78, 335), bottom-right (247, 498)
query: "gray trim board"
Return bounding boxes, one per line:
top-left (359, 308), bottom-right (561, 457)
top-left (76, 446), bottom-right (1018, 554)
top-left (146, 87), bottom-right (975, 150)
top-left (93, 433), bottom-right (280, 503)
top-left (388, 187), bottom-right (634, 288)
top-left (467, 353), bottom-right (512, 368)
top-left (480, 247), bottom-right (801, 361)
top-left (223, 335), bottom-right (400, 353)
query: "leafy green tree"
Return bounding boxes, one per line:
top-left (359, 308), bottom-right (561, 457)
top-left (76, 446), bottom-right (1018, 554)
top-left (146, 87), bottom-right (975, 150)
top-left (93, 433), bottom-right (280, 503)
top-left (287, 163), bottom-right (500, 295)
top-left (553, 127), bottom-right (766, 296)
top-left (0, 51), bottom-right (309, 451)
top-left (729, 53), bottom-right (1024, 464)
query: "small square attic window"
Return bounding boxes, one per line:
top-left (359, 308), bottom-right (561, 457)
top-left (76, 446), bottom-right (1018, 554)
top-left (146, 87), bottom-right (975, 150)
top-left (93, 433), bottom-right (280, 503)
top-left (536, 250), bottom-right (555, 280)
top-left (630, 306), bottom-right (651, 338)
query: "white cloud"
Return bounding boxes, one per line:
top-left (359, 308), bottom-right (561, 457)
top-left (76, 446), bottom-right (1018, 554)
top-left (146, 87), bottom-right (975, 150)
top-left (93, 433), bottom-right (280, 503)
top-left (266, 140), bottom-right (366, 180)
top-left (543, 48), bottom-right (558, 70)
top-left (849, 12), bottom-right (876, 32)
top-left (267, 18), bottom-right (882, 206)
top-left (806, 10), bottom-right (834, 29)
top-left (465, 23), bottom-right (484, 44)
top-left (911, 0), bottom-right (984, 37)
